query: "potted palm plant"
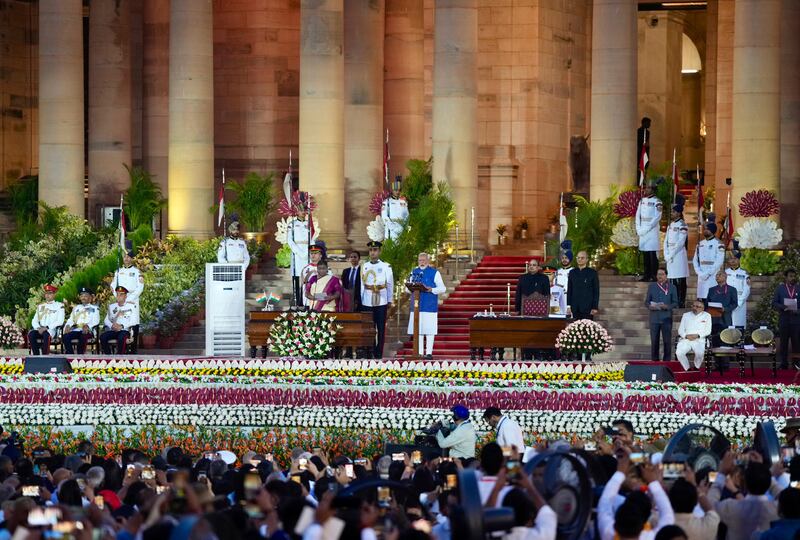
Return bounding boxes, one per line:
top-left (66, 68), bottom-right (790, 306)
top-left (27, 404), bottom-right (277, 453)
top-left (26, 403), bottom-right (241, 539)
top-left (123, 165), bottom-right (167, 233)
top-left (224, 172), bottom-right (278, 244)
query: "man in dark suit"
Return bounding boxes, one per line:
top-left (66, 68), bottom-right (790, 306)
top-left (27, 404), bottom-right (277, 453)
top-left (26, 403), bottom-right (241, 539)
top-left (772, 268), bottom-right (799, 369)
top-left (341, 250), bottom-right (362, 312)
top-left (567, 251), bottom-right (599, 320)
top-left (704, 269), bottom-right (738, 340)
top-left (645, 268), bottom-right (679, 361)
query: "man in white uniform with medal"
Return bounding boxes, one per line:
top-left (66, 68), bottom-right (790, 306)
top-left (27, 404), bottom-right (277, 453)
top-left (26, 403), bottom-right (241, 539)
top-left (110, 243), bottom-right (144, 306)
top-left (725, 241), bottom-right (750, 328)
top-left (217, 218), bottom-right (250, 270)
top-left (663, 195), bottom-right (689, 307)
top-left (692, 215), bottom-right (725, 301)
top-left (635, 182), bottom-right (662, 282)
top-left (361, 241), bottom-right (394, 358)
top-left (63, 286), bottom-right (100, 354)
top-left (100, 286), bottom-right (140, 354)
top-left (381, 177), bottom-right (409, 241)
top-left (28, 284), bottom-right (65, 355)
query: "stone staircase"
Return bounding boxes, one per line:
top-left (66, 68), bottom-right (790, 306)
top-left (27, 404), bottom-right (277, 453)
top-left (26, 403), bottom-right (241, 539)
top-left (597, 271), bottom-right (772, 360)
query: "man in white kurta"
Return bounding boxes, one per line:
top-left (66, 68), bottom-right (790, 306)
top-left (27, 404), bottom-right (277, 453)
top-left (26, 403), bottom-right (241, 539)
top-left (217, 221), bottom-right (250, 270)
top-left (676, 300), bottom-right (713, 370)
top-left (381, 191), bottom-right (409, 241)
top-left (407, 253), bottom-right (446, 358)
top-left (692, 219), bottom-right (724, 301)
top-left (726, 248), bottom-right (750, 328)
top-left (635, 184), bottom-right (662, 282)
top-left (664, 200), bottom-right (689, 307)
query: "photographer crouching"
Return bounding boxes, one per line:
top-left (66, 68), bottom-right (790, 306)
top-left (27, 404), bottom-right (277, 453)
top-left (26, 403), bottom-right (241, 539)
top-left (423, 405), bottom-right (477, 460)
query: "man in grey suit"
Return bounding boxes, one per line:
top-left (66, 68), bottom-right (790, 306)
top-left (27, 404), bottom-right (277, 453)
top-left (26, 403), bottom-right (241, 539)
top-left (708, 450), bottom-right (778, 540)
top-left (645, 268), bottom-right (679, 361)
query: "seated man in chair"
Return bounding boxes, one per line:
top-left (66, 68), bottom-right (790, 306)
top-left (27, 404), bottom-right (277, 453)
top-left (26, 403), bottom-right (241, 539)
top-left (63, 287), bottom-right (100, 354)
top-left (28, 284), bottom-right (65, 355)
top-left (100, 286), bottom-right (139, 354)
top-left (676, 300), bottom-right (712, 371)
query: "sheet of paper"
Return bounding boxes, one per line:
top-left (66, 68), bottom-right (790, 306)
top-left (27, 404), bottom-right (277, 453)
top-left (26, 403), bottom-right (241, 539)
top-left (784, 298), bottom-right (798, 311)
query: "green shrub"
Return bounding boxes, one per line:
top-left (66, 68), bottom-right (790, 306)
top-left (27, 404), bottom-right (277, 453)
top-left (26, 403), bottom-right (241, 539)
top-left (565, 192), bottom-right (618, 265)
top-left (219, 172), bottom-right (278, 232)
top-left (276, 244), bottom-right (292, 268)
top-left (748, 242), bottom-right (800, 331)
top-left (123, 165), bottom-right (166, 232)
top-left (740, 248), bottom-right (780, 276)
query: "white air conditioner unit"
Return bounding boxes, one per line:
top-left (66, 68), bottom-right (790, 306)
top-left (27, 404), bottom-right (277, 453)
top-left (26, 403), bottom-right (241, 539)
top-left (205, 263), bottom-right (246, 356)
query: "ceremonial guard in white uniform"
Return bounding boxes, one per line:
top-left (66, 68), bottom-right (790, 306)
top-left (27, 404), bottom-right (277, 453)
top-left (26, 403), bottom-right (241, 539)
top-left (63, 286), bottom-right (100, 354)
top-left (287, 212), bottom-right (311, 306)
top-left (217, 219), bottom-right (250, 269)
top-left (547, 270), bottom-right (568, 318)
top-left (663, 195), bottom-right (689, 307)
top-left (555, 241), bottom-right (573, 293)
top-left (635, 183), bottom-right (662, 281)
top-left (676, 300), bottom-right (713, 370)
top-left (692, 216), bottom-right (725, 301)
top-left (110, 245), bottom-right (144, 305)
top-left (381, 180), bottom-right (409, 241)
top-left (407, 253), bottom-right (446, 358)
top-left (361, 241), bottom-right (394, 358)
top-left (726, 241), bottom-right (750, 328)
top-left (28, 284), bottom-right (66, 355)
top-left (100, 286), bottom-right (140, 354)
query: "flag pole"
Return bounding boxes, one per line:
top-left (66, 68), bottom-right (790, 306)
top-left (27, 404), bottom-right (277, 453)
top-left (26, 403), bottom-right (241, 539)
top-left (222, 168), bottom-right (228, 262)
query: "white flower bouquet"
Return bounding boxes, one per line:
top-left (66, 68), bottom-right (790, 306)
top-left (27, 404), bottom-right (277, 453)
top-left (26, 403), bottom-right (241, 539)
top-left (736, 217), bottom-right (782, 249)
top-left (0, 316), bottom-right (24, 351)
top-left (555, 319), bottom-right (614, 356)
top-left (268, 311), bottom-right (341, 359)
top-left (273, 216), bottom-right (321, 244)
top-left (611, 217), bottom-right (639, 248)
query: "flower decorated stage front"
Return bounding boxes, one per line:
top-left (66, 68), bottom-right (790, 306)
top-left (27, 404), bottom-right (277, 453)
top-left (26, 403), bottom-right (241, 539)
top-left (0, 356), bottom-right (797, 454)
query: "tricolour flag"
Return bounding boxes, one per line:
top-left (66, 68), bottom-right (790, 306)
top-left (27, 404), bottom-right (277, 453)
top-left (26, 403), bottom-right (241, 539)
top-left (217, 169), bottom-right (226, 227)
top-left (255, 292), bottom-right (268, 304)
top-left (558, 192), bottom-right (568, 243)
top-left (638, 130), bottom-right (649, 187)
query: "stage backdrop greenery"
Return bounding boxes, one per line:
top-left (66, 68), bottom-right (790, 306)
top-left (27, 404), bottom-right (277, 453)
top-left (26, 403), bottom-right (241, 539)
top-left (211, 171), bottom-right (278, 233)
top-left (565, 191), bottom-right (617, 265)
top-left (1, 207), bottom-right (108, 319)
top-left (123, 165), bottom-right (167, 232)
top-left (379, 159), bottom-right (455, 284)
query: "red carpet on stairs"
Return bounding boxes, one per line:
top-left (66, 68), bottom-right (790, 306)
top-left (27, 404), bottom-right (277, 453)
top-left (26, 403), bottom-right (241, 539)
top-left (396, 255), bottom-right (534, 359)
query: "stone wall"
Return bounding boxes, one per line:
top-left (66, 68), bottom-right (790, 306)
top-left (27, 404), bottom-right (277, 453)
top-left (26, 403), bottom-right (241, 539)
top-left (0, 0), bottom-right (37, 190)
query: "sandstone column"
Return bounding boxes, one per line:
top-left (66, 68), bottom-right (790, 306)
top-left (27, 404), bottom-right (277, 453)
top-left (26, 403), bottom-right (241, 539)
top-left (780, 0), bottom-right (800, 239)
top-left (431, 0), bottom-right (478, 230)
top-left (39, 0), bottom-right (85, 216)
top-left (344, 0), bottom-right (384, 247)
top-left (89, 0), bottom-right (132, 218)
top-left (589, 0), bottom-right (637, 200)
top-left (299, 0), bottom-right (346, 247)
top-left (384, 0), bottom-right (424, 180)
top-left (731, 0), bottom-right (780, 224)
top-left (143, 0), bottom-right (170, 223)
top-left (168, 0), bottom-right (214, 238)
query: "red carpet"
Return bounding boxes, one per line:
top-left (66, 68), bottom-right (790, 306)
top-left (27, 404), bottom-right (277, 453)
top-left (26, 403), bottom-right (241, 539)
top-left (396, 256), bottom-right (534, 358)
top-left (630, 361), bottom-right (799, 385)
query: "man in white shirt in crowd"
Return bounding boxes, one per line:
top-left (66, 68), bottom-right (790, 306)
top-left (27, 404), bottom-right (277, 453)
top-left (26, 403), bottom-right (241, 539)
top-left (483, 407), bottom-right (526, 459)
top-left (597, 450), bottom-right (674, 540)
top-left (434, 405), bottom-right (476, 459)
top-left (676, 300), bottom-right (713, 371)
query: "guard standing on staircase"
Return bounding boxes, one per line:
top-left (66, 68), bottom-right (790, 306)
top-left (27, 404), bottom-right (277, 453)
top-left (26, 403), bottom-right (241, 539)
top-left (361, 241), bottom-right (394, 358)
top-left (692, 215), bottom-right (724, 301)
top-left (664, 195), bottom-right (689, 307)
top-left (407, 252), bottom-right (446, 359)
top-left (555, 241), bottom-right (574, 293)
top-left (635, 181), bottom-right (662, 282)
top-left (725, 241), bottom-right (750, 328)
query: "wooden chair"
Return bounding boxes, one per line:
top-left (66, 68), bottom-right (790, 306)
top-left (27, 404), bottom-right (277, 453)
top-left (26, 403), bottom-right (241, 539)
top-left (59, 325), bottom-right (101, 355)
top-left (705, 328), bottom-right (742, 376)
top-left (740, 327), bottom-right (777, 377)
top-left (521, 292), bottom-right (548, 317)
top-left (102, 325), bottom-right (139, 355)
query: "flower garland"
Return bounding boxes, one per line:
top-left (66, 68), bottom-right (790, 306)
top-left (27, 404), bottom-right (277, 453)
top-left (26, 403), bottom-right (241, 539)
top-left (0, 404), bottom-right (784, 441)
top-left (555, 320), bottom-right (614, 356)
top-left (268, 312), bottom-right (341, 359)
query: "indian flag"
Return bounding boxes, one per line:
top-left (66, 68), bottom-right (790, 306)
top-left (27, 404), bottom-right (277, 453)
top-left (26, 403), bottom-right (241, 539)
top-left (256, 292), bottom-right (281, 304)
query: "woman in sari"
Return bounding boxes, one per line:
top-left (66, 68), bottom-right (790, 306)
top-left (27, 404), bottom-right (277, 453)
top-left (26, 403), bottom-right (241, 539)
top-left (305, 260), bottom-right (344, 312)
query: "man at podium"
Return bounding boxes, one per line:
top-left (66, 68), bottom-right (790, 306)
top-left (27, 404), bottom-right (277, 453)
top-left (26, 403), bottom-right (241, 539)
top-left (407, 252), bottom-right (446, 359)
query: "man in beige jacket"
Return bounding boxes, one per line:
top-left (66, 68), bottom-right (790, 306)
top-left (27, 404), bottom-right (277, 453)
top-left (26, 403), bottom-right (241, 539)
top-left (668, 474), bottom-right (720, 540)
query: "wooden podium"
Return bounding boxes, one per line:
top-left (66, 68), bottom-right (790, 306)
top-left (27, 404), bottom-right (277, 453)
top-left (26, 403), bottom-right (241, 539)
top-left (406, 281), bottom-right (429, 359)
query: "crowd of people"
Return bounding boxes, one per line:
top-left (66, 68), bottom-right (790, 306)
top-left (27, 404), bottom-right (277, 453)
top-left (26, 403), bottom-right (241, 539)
top-left (0, 409), bottom-right (799, 540)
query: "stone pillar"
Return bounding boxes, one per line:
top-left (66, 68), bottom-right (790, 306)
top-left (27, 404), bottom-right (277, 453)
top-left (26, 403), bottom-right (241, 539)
top-left (431, 0), bottom-right (478, 231)
top-left (89, 0), bottom-right (132, 219)
top-left (38, 0), bottom-right (85, 216)
top-left (715, 0), bottom-right (734, 198)
top-left (344, 0), bottom-right (384, 247)
top-left (589, 0), bottom-right (637, 200)
top-left (299, 0), bottom-right (346, 247)
top-left (168, 0), bottom-right (214, 238)
top-left (781, 0), bottom-right (800, 239)
top-left (731, 0), bottom-right (780, 224)
top-left (637, 11), bottom-right (683, 166)
top-left (384, 0), bottom-right (424, 180)
top-left (143, 0), bottom-right (169, 223)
